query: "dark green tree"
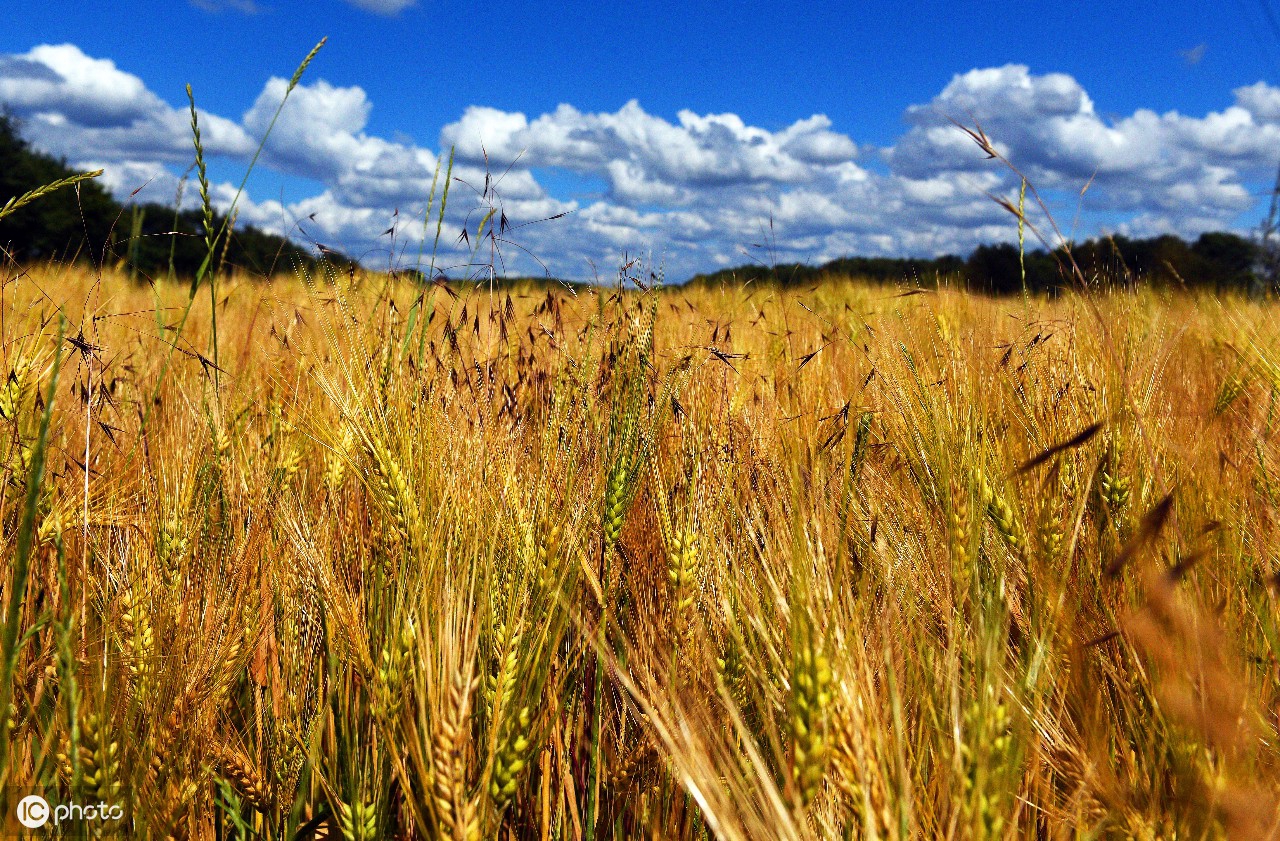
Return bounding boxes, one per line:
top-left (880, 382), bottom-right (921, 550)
top-left (0, 112), bottom-right (117, 263)
top-left (0, 113), bottom-right (350, 279)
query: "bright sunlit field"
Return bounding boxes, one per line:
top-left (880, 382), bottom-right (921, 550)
top-left (2, 261), bottom-right (1279, 838)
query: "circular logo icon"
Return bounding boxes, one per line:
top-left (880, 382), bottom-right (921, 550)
top-left (16, 794), bottom-right (50, 828)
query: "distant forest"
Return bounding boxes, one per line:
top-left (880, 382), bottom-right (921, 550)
top-left (0, 113), bottom-right (346, 281)
top-left (1, 112), bottom-right (1271, 292)
top-left (688, 230), bottom-right (1267, 294)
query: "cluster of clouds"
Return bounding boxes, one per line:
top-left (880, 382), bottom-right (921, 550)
top-left (3, 43), bottom-right (1279, 279)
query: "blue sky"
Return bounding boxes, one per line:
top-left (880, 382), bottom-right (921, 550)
top-left (3, 0), bottom-right (1280, 279)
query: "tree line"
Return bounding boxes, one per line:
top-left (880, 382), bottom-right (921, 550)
top-left (0, 113), bottom-right (347, 280)
top-left (687, 231), bottom-right (1268, 294)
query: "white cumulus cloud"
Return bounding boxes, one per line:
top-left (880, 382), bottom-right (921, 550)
top-left (0, 44), bottom-right (253, 164)
top-left (893, 63), bottom-right (1280, 227)
top-left (4, 45), bottom-right (1279, 279)
top-left (440, 99), bottom-right (861, 200)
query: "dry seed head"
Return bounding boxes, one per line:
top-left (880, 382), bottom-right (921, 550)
top-left (716, 636), bottom-right (750, 713)
top-left (1037, 510), bottom-right (1064, 561)
top-left (1037, 471), bottom-right (1069, 562)
top-left (0, 348), bottom-right (46, 427)
top-left (213, 743), bottom-right (273, 811)
top-left (608, 740), bottom-right (652, 788)
top-left (433, 670), bottom-right (480, 841)
top-left (210, 636), bottom-right (244, 708)
top-left (149, 777), bottom-right (200, 841)
top-left (536, 522), bottom-right (563, 591)
top-left (960, 684), bottom-right (1014, 839)
top-left (157, 510), bottom-right (189, 576)
top-left (56, 732), bottom-right (75, 783)
top-left (324, 425), bottom-right (353, 490)
top-left (0, 363), bottom-right (29, 422)
top-left (485, 547), bottom-right (521, 712)
top-left (949, 475), bottom-right (973, 588)
top-left (148, 681), bottom-right (201, 789)
top-left (120, 588), bottom-right (155, 701)
top-left (79, 712), bottom-right (122, 803)
top-left (667, 529), bottom-right (698, 603)
top-left (270, 687), bottom-right (314, 795)
top-left (368, 437), bottom-right (419, 545)
top-left (1098, 439), bottom-right (1132, 517)
top-left (0, 349), bottom-right (43, 474)
top-left (978, 470), bottom-right (1023, 555)
top-left (214, 426), bottom-right (232, 459)
top-left (373, 622), bottom-right (414, 720)
top-left (278, 443), bottom-right (302, 477)
top-left (829, 697), bottom-right (890, 834)
top-left (37, 506), bottom-right (65, 546)
top-left (6, 437), bottom-right (34, 476)
top-left (791, 645), bottom-right (833, 808)
top-left (1214, 372), bottom-right (1246, 415)
top-left (667, 529), bottom-right (699, 640)
top-left (485, 621), bottom-right (521, 718)
top-left (936, 311), bottom-right (954, 346)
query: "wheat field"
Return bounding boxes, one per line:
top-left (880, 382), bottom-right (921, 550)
top-left (1, 260), bottom-right (1279, 839)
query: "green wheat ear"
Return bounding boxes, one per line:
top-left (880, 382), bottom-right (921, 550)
top-left (1017, 176), bottom-right (1029, 305)
top-left (186, 82), bottom-right (220, 381)
top-left (185, 85), bottom-right (214, 260)
top-left (290, 37), bottom-right (328, 92)
top-left (146, 37), bottom-right (327, 421)
top-left (0, 170), bottom-right (104, 224)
